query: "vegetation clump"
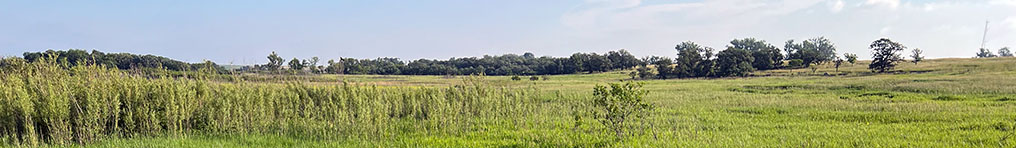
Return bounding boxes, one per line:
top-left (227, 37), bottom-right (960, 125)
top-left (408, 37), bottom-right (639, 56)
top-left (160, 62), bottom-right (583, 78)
top-left (590, 82), bottom-right (655, 139)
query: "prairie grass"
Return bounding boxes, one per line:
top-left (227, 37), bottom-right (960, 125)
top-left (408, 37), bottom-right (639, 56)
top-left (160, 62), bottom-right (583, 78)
top-left (3, 57), bottom-right (1016, 147)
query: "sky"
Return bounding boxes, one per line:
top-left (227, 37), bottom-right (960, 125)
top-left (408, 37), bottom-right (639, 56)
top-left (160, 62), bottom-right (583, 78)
top-left (1, 0), bottom-right (1015, 65)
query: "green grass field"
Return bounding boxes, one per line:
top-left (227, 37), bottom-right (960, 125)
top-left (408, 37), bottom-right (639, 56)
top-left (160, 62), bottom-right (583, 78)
top-left (6, 58), bottom-right (1016, 147)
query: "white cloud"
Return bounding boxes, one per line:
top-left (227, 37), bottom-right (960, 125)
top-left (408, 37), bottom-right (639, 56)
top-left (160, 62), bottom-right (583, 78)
top-left (865, 0), bottom-right (901, 9)
top-left (1004, 17), bottom-right (1016, 30)
top-left (990, 0), bottom-right (1016, 7)
top-left (830, 0), bottom-right (845, 12)
top-left (552, 0), bottom-right (1016, 58)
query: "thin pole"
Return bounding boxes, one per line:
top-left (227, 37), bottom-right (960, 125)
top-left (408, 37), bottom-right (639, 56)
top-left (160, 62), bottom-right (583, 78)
top-left (981, 20), bottom-right (989, 49)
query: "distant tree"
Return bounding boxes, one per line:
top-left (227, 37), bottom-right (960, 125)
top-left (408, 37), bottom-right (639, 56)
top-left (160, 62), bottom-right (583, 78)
top-left (785, 37), bottom-right (837, 66)
top-left (692, 48), bottom-right (715, 77)
top-left (843, 53), bottom-right (858, 64)
top-left (288, 58), bottom-right (305, 71)
top-left (714, 48), bottom-right (755, 77)
top-left (729, 38), bottom-right (782, 70)
top-left (530, 76), bottom-right (539, 81)
top-left (783, 40), bottom-right (797, 59)
top-left (266, 51), bottom-right (285, 71)
top-left (586, 53), bottom-right (612, 73)
top-left (606, 49), bottom-right (640, 70)
top-left (568, 53), bottom-right (588, 73)
top-left (325, 59), bottom-right (344, 74)
top-left (910, 48), bottom-right (924, 65)
top-left (977, 48), bottom-right (997, 58)
top-left (523, 52), bottom-right (536, 59)
top-left (674, 42), bottom-right (704, 77)
top-left (868, 38), bottom-right (906, 73)
top-left (636, 66), bottom-right (655, 79)
top-left (650, 57), bottom-right (673, 79)
top-left (306, 57), bottom-right (320, 73)
top-left (999, 47), bottom-right (1013, 57)
top-left (788, 59), bottom-right (804, 73)
top-left (511, 75), bottom-right (522, 81)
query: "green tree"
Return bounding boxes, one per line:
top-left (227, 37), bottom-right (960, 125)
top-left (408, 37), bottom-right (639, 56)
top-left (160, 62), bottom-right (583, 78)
top-left (651, 57), bottom-right (673, 79)
top-left (910, 48), bottom-right (924, 65)
top-left (843, 53), bottom-right (858, 64)
top-left (325, 59), bottom-right (344, 74)
top-left (636, 66), bottom-right (655, 79)
top-left (607, 49), bottom-right (640, 70)
top-left (999, 47), bottom-right (1013, 57)
top-left (288, 58), bottom-right (305, 71)
top-left (788, 59), bottom-right (804, 73)
top-left (977, 48), bottom-right (997, 58)
top-left (306, 57), bottom-right (320, 73)
top-left (868, 38), bottom-right (906, 73)
top-left (674, 41), bottom-right (713, 77)
top-left (729, 38), bottom-right (782, 70)
top-left (692, 48), bottom-right (715, 77)
top-left (266, 51), bottom-right (285, 71)
top-left (714, 48), bottom-right (755, 77)
top-left (591, 82), bottom-right (655, 139)
top-left (786, 37), bottom-right (837, 66)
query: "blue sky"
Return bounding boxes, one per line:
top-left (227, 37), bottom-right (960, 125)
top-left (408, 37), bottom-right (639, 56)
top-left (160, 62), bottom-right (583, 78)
top-left (2, 0), bottom-right (1015, 64)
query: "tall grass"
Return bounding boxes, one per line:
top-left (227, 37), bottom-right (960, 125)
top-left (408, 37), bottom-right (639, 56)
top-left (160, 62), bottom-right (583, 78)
top-left (0, 58), bottom-right (541, 146)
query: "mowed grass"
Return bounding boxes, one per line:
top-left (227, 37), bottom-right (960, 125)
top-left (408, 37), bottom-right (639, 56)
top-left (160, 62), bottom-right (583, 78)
top-left (28, 58), bottom-right (1016, 147)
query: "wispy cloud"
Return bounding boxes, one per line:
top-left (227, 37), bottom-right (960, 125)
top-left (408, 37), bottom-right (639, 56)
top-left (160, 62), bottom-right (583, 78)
top-left (556, 0), bottom-right (1016, 58)
top-left (865, 0), bottom-right (901, 9)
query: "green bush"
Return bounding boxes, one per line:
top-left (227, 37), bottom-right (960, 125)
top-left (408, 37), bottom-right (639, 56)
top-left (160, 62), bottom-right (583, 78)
top-left (590, 81), bottom-right (656, 139)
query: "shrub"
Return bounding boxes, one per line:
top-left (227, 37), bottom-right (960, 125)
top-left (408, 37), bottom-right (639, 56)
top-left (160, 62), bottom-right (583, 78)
top-left (511, 75), bottom-right (522, 81)
top-left (529, 76), bottom-right (539, 81)
top-left (591, 81), bottom-right (655, 139)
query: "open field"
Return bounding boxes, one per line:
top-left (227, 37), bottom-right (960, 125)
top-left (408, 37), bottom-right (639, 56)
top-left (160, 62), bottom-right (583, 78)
top-left (3, 58), bottom-right (1016, 147)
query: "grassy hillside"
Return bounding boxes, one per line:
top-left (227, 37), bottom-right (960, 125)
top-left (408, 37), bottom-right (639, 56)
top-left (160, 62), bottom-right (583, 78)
top-left (6, 58), bottom-right (1016, 147)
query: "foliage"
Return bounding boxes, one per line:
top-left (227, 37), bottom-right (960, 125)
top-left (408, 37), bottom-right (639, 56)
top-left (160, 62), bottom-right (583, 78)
top-left (288, 58), bottom-right (305, 71)
top-left (843, 53), bottom-right (858, 64)
top-left (305, 57), bottom-right (320, 73)
top-left (674, 42), bottom-right (705, 78)
top-left (788, 59), bottom-right (804, 69)
top-left (0, 60), bottom-right (540, 146)
top-left (868, 38), bottom-right (906, 73)
top-left (714, 48), bottom-right (755, 77)
top-left (977, 48), bottom-right (997, 58)
top-left (648, 56), bottom-right (673, 79)
top-left (999, 47), bottom-right (1013, 57)
top-left (324, 60), bottom-right (344, 74)
top-left (590, 82), bottom-right (654, 139)
top-left (530, 76), bottom-right (540, 81)
top-left (21, 49), bottom-right (227, 73)
top-left (636, 66), bottom-right (655, 79)
top-left (729, 38), bottom-right (782, 70)
top-left (511, 75), bottom-right (522, 81)
top-left (266, 51), bottom-right (285, 71)
top-left (785, 37), bottom-right (837, 66)
top-left (910, 48), bottom-right (924, 65)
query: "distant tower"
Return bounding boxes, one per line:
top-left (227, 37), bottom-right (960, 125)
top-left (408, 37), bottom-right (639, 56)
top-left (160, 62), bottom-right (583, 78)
top-left (981, 20), bottom-right (989, 49)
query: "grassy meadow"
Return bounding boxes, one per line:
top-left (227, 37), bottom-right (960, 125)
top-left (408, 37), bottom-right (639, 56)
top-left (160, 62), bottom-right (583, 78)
top-left (2, 57), bottom-right (1016, 147)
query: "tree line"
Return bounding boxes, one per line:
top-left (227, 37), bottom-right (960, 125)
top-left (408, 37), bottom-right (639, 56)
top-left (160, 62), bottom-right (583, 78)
top-left (18, 49), bottom-right (228, 73)
top-left (8, 36), bottom-right (991, 78)
top-left (246, 50), bottom-right (643, 76)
